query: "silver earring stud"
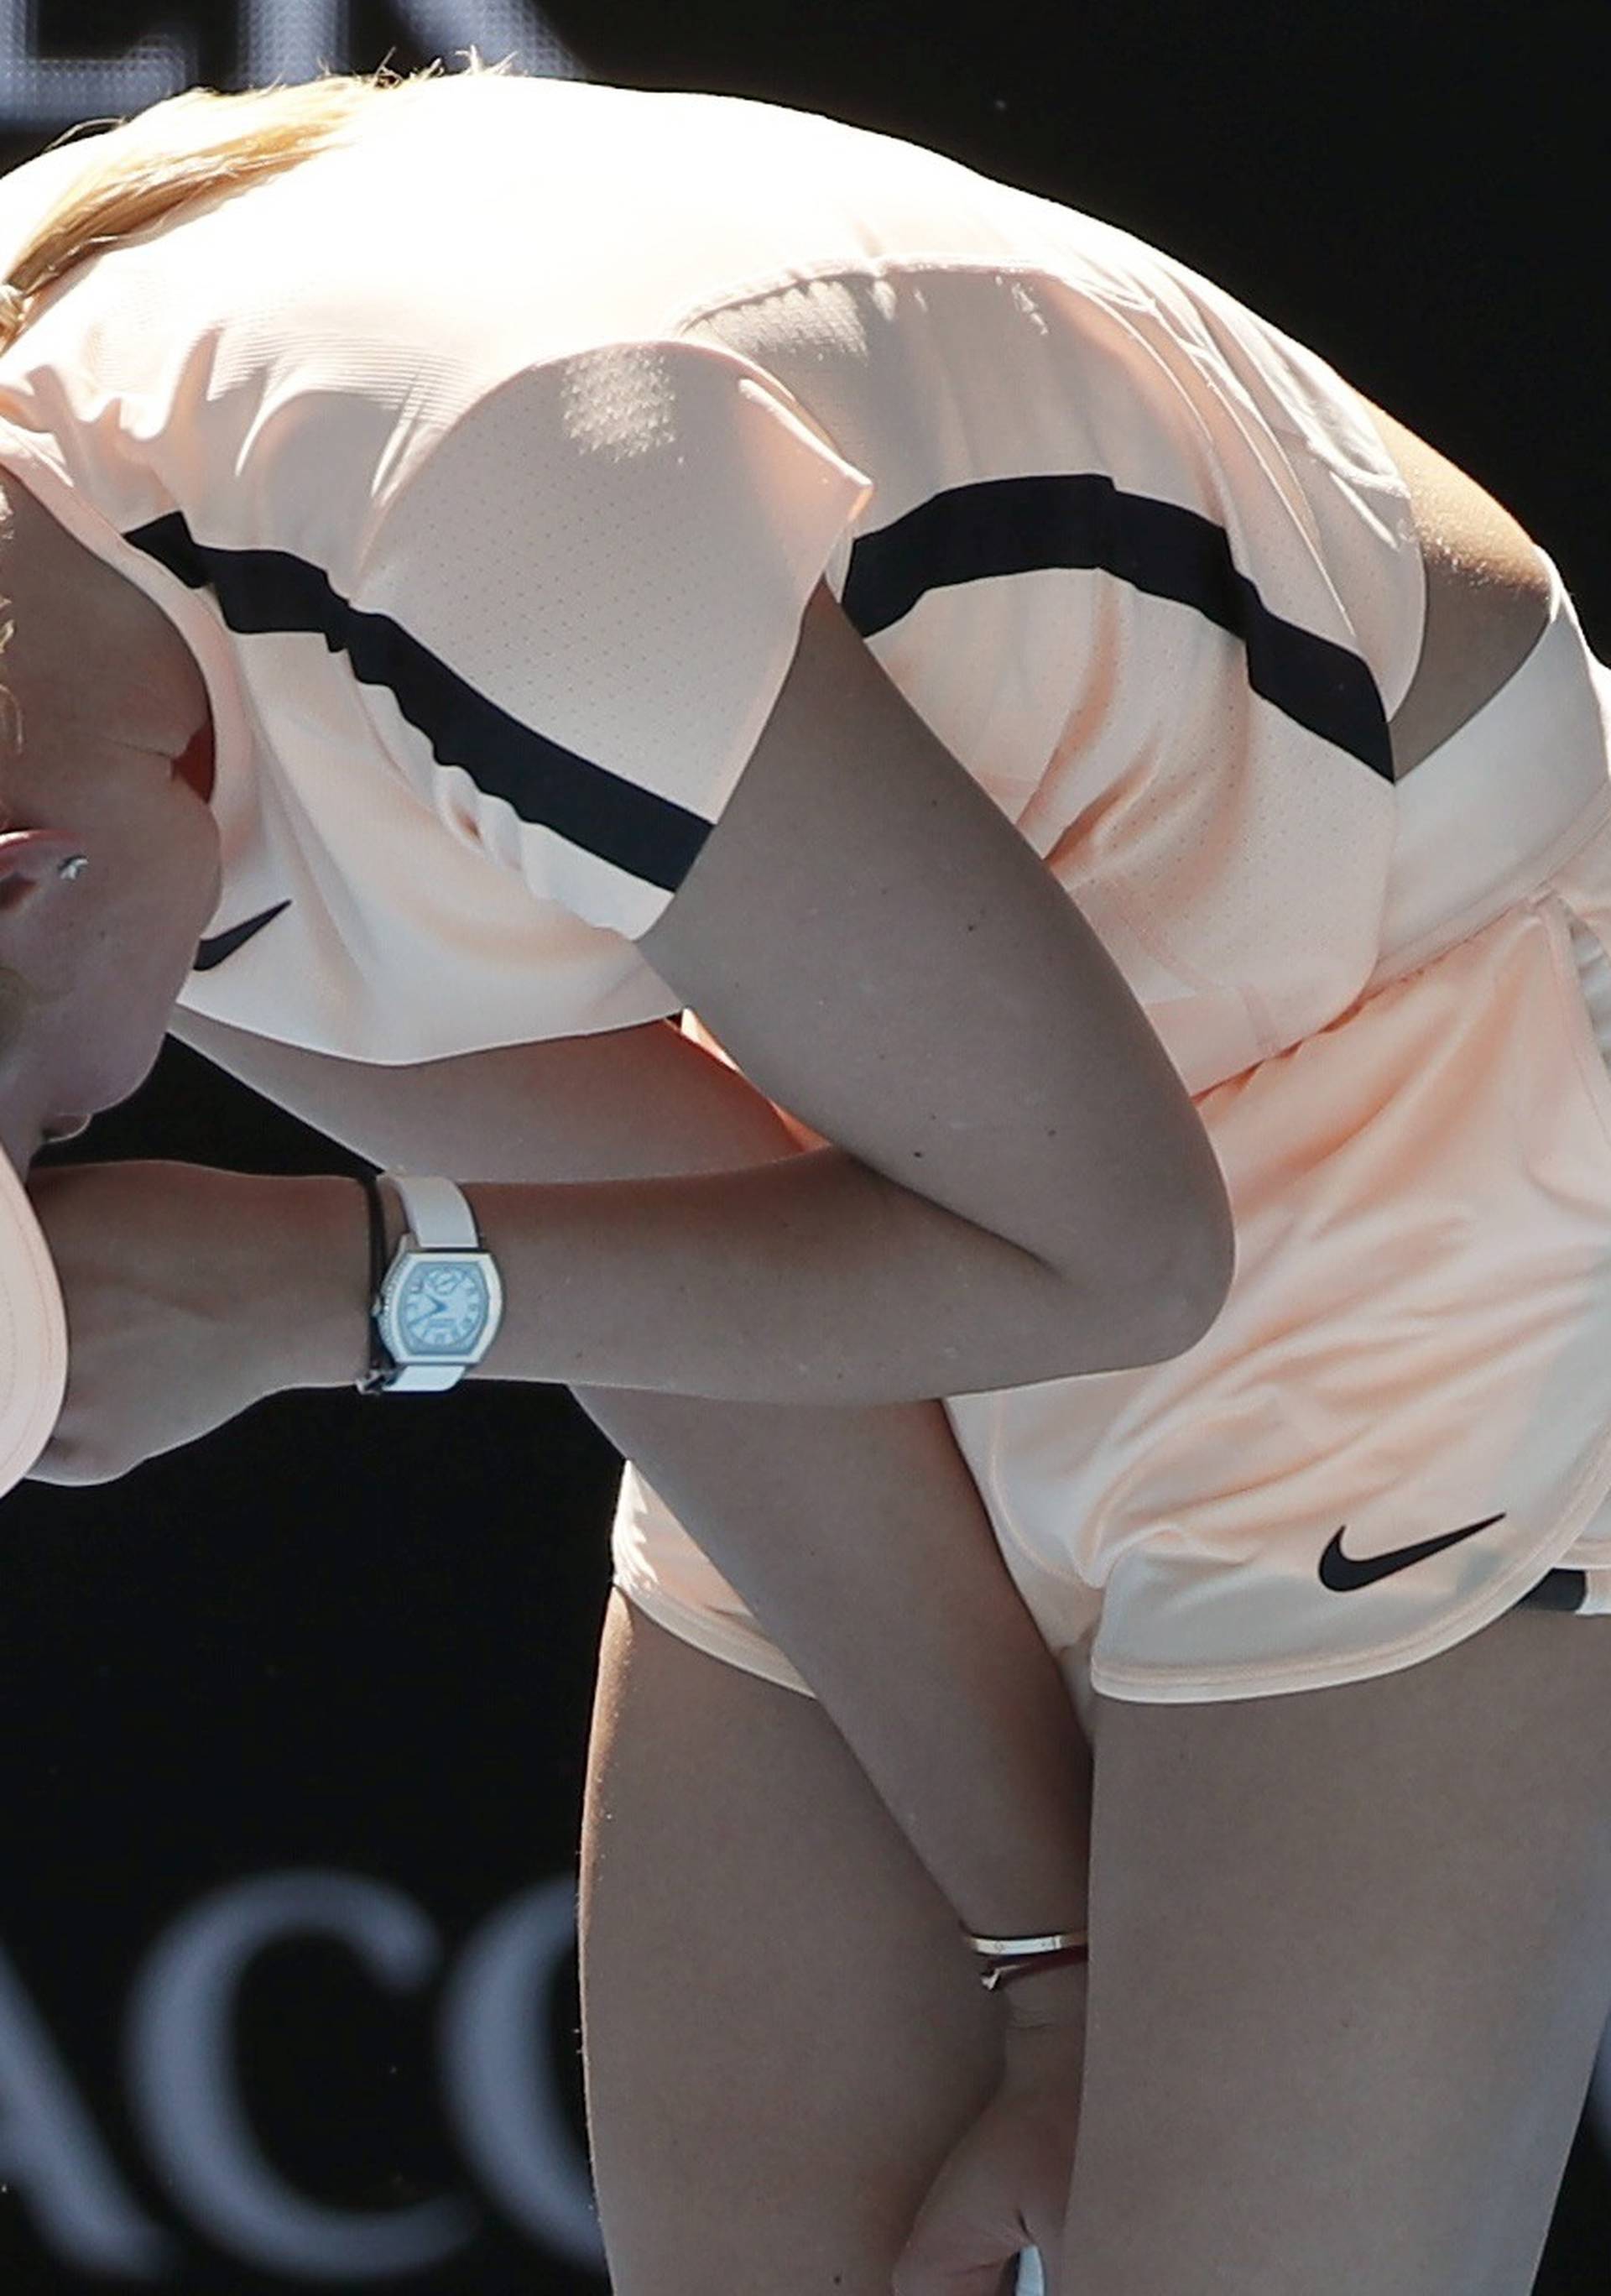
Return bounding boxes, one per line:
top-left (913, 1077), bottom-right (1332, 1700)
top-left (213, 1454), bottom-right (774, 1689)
top-left (57, 854), bottom-right (89, 881)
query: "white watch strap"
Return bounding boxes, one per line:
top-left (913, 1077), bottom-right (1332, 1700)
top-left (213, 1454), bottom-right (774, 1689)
top-left (384, 1171), bottom-right (479, 1247)
top-left (384, 1361), bottom-right (469, 1393)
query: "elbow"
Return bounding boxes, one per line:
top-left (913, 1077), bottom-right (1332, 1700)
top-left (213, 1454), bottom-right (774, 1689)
top-left (1130, 1112), bottom-right (1238, 1362)
top-left (1140, 1192), bottom-right (1237, 1363)
top-left (1056, 1088), bottom-right (1237, 1370)
top-left (1025, 1192), bottom-right (1235, 1384)
top-left (1063, 1182), bottom-right (1235, 1374)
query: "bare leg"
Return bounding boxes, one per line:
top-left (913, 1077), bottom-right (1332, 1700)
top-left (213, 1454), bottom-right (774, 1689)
top-left (1059, 1605), bottom-right (1611, 2295)
top-left (578, 1589), bottom-right (1014, 2293)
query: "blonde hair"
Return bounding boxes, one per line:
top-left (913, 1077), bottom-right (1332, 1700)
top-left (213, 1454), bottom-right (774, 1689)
top-left (0, 48), bottom-right (516, 354)
top-left (0, 49), bottom-right (517, 1073)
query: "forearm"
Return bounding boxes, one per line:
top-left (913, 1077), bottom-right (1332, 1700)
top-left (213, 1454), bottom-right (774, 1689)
top-left (305, 1151), bottom-right (1195, 1406)
top-left (279, 1058), bottom-right (1095, 2013)
top-left (473, 1155), bottom-right (1189, 1401)
top-left (574, 1380), bottom-right (1092, 2017)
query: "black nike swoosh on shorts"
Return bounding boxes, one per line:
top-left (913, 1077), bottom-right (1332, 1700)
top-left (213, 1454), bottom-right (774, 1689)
top-left (1319, 1513), bottom-right (1508, 1590)
top-left (192, 900), bottom-right (292, 973)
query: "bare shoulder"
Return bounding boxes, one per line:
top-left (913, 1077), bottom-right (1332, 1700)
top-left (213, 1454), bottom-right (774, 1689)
top-left (1350, 388), bottom-right (1554, 783)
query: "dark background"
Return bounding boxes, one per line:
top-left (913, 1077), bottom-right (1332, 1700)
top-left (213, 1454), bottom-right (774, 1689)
top-left (3, 2), bottom-right (1610, 2288)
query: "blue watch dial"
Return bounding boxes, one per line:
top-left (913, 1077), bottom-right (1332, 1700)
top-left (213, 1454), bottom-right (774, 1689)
top-left (397, 1261), bottom-right (489, 1353)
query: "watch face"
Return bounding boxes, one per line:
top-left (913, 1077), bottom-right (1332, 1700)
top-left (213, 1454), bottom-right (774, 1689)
top-left (397, 1260), bottom-right (489, 1353)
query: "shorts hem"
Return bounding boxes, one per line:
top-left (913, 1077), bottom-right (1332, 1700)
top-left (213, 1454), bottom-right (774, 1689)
top-left (1090, 1515), bottom-right (1611, 1706)
top-left (610, 1569), bottom-right (817, 1699)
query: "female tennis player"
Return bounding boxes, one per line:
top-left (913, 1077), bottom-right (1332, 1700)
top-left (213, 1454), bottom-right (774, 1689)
top-left (2, 52), bottom-right (1609, 2296)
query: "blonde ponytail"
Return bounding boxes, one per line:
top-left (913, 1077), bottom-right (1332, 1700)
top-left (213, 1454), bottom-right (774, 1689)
top-left (0, 48), bottom-right (517, 356)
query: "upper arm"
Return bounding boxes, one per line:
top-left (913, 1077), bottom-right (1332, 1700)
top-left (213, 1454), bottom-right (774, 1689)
top-left (164, 1008), bottom-right (808, 1182)
top-left (637, 579), bottom-right (1235, 1330)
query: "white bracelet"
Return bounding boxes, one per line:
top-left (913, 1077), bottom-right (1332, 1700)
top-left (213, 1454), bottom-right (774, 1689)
top-left (963, 1928), bottom-right (1087, 1958)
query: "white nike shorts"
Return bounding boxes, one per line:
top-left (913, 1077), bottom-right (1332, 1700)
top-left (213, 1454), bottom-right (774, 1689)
top-left (611, 554), bottom-right (1611, 1730)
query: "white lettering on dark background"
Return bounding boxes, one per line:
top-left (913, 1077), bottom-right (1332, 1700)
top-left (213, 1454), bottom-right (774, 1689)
top-left (0, 0), bottom-right (582, 125)
top-left (0, 1871), bottom-right (600, 2278)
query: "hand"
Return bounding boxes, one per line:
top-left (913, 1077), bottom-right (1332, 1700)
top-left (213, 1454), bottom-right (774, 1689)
top-left (22, 1160), bottom-right (315, 1487)
top-left (894, 2000), bottom-right (1087, 2296)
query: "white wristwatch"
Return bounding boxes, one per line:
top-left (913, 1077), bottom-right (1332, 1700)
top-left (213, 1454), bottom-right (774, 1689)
top-left (361, 1172), bottom-right (505, 1394)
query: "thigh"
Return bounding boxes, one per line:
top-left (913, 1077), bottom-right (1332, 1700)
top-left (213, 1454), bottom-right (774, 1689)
top-left (1062, 1605), bottom-right (1611, 2296)
top-left (577, 1588), bottom-right (1009, 2296)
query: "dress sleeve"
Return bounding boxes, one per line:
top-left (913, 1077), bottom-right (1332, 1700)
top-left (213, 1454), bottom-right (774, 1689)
top-left (347, 333), bottom-right (875, 942)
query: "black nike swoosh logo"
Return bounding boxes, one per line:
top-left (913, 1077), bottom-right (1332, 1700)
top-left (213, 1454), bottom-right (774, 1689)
top-left (192, 900), bottom-right (291, 973)
top-left (1319, 1512), bottom-right (1507, 1590)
